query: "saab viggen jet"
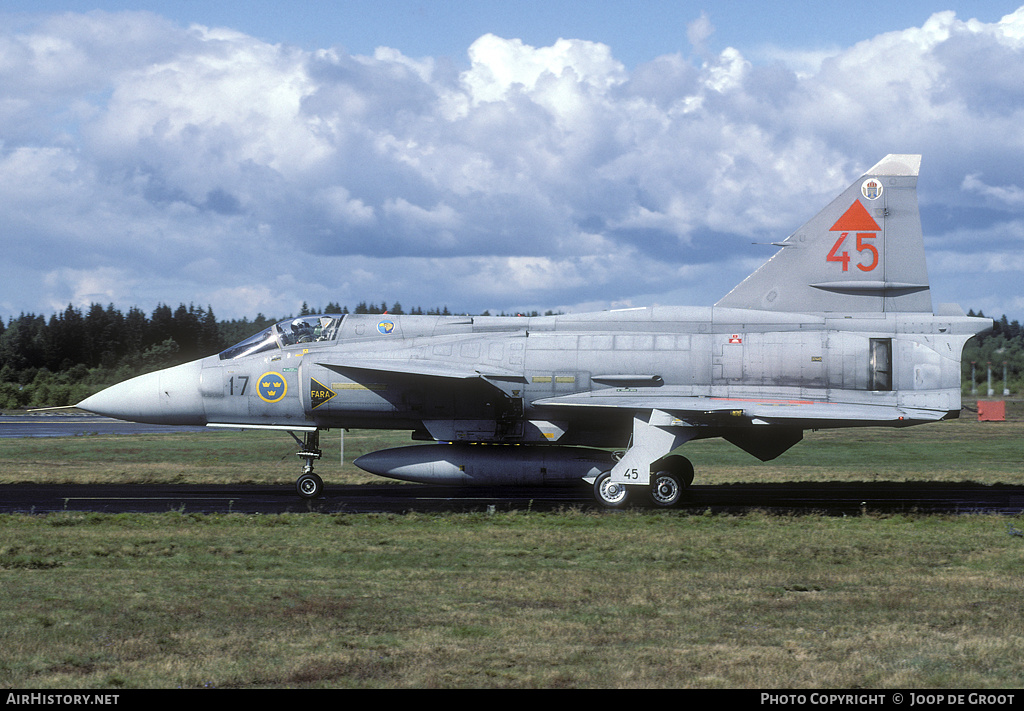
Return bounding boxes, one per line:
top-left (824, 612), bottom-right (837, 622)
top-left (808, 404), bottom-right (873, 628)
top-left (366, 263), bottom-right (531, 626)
top-left (77, 155), bottom-right (991, 507)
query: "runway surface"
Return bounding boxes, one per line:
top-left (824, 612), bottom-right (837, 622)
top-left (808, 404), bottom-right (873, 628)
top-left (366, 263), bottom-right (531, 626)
top-left (3, 481), bottom-right (1023, 516)
top-left (0, 413), bottom-right (208, 437)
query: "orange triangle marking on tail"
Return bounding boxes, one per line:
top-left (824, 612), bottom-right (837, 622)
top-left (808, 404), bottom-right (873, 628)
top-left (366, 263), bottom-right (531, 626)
top-left (830, 200), bottom-right (881, 231)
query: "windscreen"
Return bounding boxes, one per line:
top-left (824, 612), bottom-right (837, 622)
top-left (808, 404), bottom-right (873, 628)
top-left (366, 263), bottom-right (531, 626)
top-left (219, 314), bottom-right (344, 360)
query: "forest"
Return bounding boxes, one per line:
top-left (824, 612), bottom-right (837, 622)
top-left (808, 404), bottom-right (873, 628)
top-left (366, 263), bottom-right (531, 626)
top-left (0, 302), bottom-right (1020, 410)
top-left (0, 300), bottom-right (548, 409)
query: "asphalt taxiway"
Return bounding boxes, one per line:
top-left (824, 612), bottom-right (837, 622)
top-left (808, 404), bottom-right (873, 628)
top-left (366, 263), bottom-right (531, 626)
top-left (3, 481), bottom-right (1022, 516)
top-left (0, 413), bottom-right (207, 438)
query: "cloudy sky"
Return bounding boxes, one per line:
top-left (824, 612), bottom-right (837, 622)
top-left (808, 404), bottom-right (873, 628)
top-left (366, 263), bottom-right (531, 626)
top-left (3, 1), bottom-right (1024, 324)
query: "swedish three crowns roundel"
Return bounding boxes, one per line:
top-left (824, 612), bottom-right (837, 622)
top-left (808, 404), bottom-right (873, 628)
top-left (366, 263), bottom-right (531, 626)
top-left (257, 372), bottom-right (287, 403)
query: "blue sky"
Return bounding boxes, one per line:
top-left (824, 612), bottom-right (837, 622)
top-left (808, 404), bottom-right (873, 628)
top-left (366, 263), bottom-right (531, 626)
top-left (2, 2), bottom-right (1024, 322)
top-left (9, 1), bottom-right (1019, 71)
top-left (9, 1), bottom-right (1017, 67)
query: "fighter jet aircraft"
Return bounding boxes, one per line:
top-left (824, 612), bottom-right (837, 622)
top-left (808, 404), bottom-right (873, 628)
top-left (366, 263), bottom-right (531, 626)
top-left (77, 155), bottom-right (991, 507)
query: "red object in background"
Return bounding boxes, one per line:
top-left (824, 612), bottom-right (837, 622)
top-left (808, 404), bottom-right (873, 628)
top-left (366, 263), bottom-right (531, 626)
top-left (977, 401), bottom-right (1006, 422)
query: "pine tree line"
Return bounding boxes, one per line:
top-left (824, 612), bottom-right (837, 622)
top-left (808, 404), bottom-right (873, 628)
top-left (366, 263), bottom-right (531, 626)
top-left (963, 311), bottom-right (1024, 394)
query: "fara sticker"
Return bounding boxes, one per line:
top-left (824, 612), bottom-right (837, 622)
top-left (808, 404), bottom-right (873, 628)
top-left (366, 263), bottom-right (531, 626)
top-left (310, 378), bottom-right (336, 410)
top-left (377, 320), bottom-right (395, 334)
top-left (257, 372), bottom-right (287, 403)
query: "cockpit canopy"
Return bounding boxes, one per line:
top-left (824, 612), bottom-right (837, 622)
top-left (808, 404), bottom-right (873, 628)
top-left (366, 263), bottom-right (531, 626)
top-left (219, 315), bottom-right (344, 360)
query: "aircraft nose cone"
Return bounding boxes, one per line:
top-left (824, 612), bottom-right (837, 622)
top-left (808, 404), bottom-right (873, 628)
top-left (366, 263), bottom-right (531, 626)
top-left (77, 359), bottom-right (207, 425)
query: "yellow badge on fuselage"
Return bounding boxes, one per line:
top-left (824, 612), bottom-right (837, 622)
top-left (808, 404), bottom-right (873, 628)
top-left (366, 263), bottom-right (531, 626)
top-left (257, 372), bottom-right (287, 403)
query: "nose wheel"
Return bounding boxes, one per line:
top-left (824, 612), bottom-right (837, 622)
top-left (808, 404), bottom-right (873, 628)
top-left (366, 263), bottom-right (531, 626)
top-left (296, 471), bottom-right (323, 499)
top-left (291, 429), bottom-right (324, 499)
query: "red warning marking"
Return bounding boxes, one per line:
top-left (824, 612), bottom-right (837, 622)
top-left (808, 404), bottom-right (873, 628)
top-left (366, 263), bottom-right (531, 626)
top-left (830, 201), bottom-right (881, 232)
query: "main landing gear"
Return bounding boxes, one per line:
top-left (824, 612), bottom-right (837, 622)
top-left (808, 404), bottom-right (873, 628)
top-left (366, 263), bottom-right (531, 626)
top-left (291, 429), bottom-right (324, 499)
top-left (593, 455), bottom-right (695, 509)
top-left (592, 412), bottom-right (698, 509)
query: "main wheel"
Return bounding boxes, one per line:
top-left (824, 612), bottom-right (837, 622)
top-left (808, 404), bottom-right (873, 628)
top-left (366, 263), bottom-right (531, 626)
top-left (650, 472), bottom-right (683, 507)
top-left (594, 471), bottom-right (630, 508)
top-left (296, 472), bottom-right (324, 499)
top-left (649, 456), bottom-right (694, 508)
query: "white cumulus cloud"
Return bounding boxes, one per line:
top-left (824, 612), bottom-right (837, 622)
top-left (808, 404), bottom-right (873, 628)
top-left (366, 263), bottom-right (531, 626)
top-left (2, 7), bottom-right (1024, 322)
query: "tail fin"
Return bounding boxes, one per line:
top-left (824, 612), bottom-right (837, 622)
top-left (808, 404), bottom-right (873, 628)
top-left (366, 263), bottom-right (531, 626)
top-left (716, 155), bottom-right (931, 314)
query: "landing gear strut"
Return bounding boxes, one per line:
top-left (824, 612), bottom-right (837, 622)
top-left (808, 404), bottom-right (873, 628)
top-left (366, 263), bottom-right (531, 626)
top-left (593, 411), bottom-right (698, 508)
top-left (291, 429), bottom-right (323, 499)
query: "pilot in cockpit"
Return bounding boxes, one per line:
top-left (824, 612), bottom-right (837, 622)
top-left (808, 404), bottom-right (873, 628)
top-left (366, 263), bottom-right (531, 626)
top-left (290, 318), bottom-right (315, 343)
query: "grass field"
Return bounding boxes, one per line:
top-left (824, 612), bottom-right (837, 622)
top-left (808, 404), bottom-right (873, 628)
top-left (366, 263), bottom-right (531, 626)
top-left (1, 412), bottom-right (1021, 488)
top-left (0, 407), bottom-right (1022, 689)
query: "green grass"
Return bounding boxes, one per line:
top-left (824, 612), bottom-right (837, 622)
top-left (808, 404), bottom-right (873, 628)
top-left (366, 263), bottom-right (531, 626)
top-left (0, 428), bottom-right (410, 486)
top-left (0, 408), bottom-right (1022, 688)
top-left (686, 418), bottom-right (1024, 485)
top-left (1, 511), bottom-right (1023, 688)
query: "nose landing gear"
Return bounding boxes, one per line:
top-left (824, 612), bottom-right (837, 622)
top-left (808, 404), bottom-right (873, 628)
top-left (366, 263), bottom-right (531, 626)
top-left (291, 429), bottom-right (324, 499)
